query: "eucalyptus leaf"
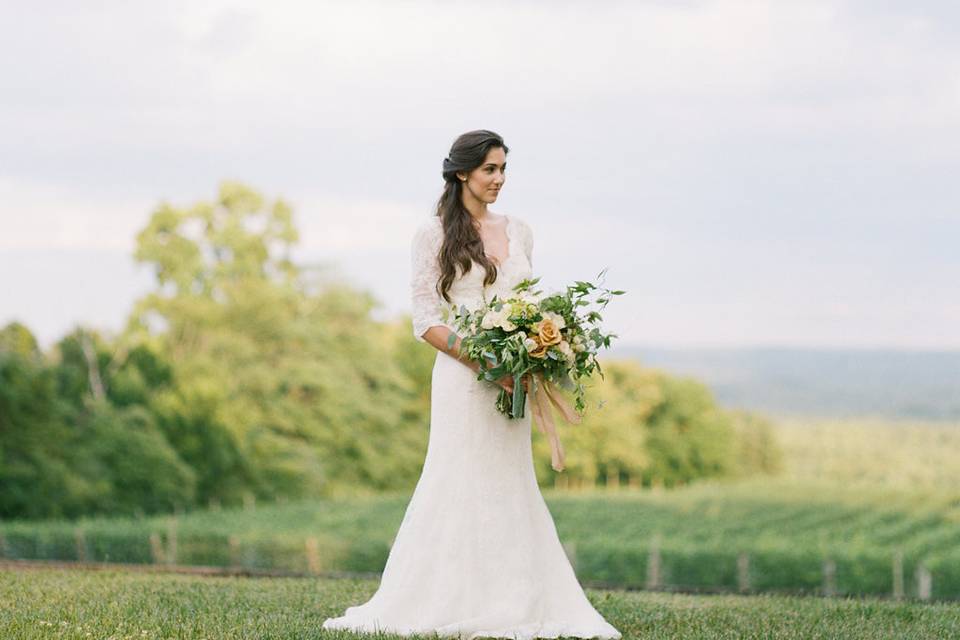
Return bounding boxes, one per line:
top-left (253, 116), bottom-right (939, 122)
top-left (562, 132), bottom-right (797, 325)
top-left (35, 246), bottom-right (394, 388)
top-left (511, 374), bottom-right (525, 419)
top-left (486, 365), bottom-right (506, 379)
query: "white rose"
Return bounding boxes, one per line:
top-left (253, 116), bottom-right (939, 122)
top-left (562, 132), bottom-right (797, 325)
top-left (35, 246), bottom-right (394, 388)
top-left (523, 338), bottom-right (539, 352)
top-left (482, 306), bottom-right (515, 332)
top-left (542, 311), bottom-right (566, 330)
top-left (558, 340), bottom-right (576, 362)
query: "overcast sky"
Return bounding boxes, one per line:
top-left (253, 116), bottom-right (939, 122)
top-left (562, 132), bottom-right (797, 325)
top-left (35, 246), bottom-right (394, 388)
top-left (2, 0), bottom-right (958, 351)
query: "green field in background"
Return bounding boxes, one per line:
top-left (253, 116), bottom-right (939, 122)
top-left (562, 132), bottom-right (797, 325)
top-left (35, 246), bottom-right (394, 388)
top-left (4, 476), bottom-right (959, 600)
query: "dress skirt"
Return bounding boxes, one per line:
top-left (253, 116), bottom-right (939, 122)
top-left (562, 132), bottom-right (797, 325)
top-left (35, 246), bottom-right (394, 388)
top-left (321, 350), bottom-right (622, 640)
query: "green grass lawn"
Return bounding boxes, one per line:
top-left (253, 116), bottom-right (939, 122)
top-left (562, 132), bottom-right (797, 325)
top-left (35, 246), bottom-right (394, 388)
top-left (3, 564), bottom-right (959, 640)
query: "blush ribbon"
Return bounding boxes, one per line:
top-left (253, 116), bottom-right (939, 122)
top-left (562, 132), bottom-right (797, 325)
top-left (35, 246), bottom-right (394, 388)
top-left (528, 372), bottom-right (581, 472)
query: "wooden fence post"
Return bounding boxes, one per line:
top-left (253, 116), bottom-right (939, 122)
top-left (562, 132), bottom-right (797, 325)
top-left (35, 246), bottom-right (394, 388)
top-left (229, 534), bottom-right (241, 570)
top-left (166, 516), bottom-right (178, 566)
top-left (646, 533), bottom-right (662, 590)
top-left (916, 563), bottom-right (932, 601)
top-left (149, 533), bottom-right (165, 564)
top-left (737, 552), bottom-right (750, 593)
top-left (74, 527), bottom-right (88, 562)
top-left (892, 550), bottom-right (904, 601)
top-left (305, 536), bottom-right (321, 574)
top-left (822, 559), bottom-right (836, 597)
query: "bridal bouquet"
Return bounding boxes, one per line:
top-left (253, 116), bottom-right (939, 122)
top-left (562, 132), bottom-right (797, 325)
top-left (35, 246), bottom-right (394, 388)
top-left (444, 270), bottom-right (624, 471)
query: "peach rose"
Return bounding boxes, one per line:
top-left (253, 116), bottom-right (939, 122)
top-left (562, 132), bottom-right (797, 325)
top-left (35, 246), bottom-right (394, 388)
top-left (528, 334), bottom-right (550, 359)
top-left (534, 317), bottom-right (562, 347)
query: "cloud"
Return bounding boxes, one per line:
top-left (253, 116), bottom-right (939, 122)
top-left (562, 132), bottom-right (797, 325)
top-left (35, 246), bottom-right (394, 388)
top-left (293, 193), bottom-right (426, 251)
top-left (0, 176), bottom-right (154, 251)
top-left (1, 0), bottom-right (957, 348)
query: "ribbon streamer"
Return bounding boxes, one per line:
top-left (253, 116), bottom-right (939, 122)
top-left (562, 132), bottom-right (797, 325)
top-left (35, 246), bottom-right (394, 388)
top-left (529, 372), bottom-right (582, 472)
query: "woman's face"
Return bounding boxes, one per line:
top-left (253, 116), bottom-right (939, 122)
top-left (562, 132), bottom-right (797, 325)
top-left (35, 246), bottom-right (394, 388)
top-left (458, 147), bottom-right (506, 205)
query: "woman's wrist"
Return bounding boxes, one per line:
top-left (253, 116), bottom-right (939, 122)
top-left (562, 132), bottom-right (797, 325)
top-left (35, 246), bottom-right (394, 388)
top-left (456, 340), bottom-right (480, 372)
top-left (444, 331), bottom-right (475, 371)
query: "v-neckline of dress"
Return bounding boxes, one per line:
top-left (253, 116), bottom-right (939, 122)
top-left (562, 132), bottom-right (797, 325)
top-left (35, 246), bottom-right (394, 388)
top-left (482, 214), bottom-right (513, 267)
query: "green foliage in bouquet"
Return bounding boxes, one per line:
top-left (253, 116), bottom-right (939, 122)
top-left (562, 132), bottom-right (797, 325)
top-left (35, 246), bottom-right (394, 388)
top-left (447, 269), bottom-right (625, 419)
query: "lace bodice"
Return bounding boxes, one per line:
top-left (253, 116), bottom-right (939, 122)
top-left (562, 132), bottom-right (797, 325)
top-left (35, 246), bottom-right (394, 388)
top-left (410, 214), bottom-right (534, 343)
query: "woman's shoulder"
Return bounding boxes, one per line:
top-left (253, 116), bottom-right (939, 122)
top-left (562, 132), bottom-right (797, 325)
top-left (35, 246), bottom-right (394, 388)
top-left (506, 213), bottom-right (533, 238)
top-left (415, 214), bottom-right (442, 231)
top-left (412, 215), bottom-right (443, 245)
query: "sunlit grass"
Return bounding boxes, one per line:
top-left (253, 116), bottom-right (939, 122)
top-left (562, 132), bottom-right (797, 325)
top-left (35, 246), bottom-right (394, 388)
top-left (2, 565), bottom-right (959, 640)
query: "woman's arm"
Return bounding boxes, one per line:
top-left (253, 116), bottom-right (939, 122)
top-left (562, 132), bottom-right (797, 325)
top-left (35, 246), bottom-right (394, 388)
top-left (422, 326), bottom-right (478, 372)
top-left (423, 326), bottom-right (527, 393)
top-left (410, 220), bottom-right (451, 343)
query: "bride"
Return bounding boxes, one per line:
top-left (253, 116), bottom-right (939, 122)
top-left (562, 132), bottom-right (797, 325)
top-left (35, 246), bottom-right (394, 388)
top-left (322, 130), bottom-right (622, 640)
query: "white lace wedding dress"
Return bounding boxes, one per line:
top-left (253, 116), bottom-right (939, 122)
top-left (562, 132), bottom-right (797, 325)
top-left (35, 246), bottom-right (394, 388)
top-left (321, 214), bottom-right (622, 640)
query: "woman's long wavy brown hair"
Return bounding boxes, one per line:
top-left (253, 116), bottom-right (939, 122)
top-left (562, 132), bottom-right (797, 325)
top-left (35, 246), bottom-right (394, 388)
top-left (435, 129), bottom-right (510, 302)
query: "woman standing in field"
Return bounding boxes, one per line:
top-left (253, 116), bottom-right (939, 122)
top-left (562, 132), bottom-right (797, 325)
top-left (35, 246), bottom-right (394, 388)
top-left (322, 130), bottom-right (621, 639)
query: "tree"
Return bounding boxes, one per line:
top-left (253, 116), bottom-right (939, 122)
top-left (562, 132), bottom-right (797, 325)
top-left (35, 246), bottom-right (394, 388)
top-left (125, 181), bottom-right (427, 504)
top-left (531, 358), bottom-right (782, 489)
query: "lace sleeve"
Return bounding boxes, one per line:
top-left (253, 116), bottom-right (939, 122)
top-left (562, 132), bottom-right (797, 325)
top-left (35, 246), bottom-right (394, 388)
top-left (410, 218), bottom-right (448, 343)
top-left (519, 217), bottom-right (534, 266)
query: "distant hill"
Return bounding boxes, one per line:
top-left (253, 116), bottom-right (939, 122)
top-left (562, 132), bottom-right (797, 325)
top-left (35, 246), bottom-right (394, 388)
top-left (608, 346), bottom-right (960, 420)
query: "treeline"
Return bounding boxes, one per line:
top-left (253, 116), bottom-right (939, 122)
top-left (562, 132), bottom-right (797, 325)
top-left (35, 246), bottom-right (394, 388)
top-left (0, 181), bottom-right (782, 521)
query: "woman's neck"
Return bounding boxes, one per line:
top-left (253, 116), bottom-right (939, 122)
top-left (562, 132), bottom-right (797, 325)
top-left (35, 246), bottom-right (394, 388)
top-left (462, 195), bottom-right (491, 222)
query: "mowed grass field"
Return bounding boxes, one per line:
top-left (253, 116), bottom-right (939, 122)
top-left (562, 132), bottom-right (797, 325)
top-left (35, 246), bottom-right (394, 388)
top-left (3, 564), bottom-right (959, 640)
